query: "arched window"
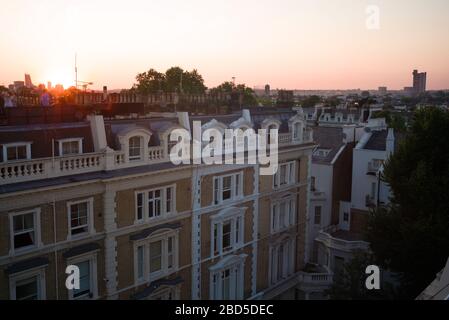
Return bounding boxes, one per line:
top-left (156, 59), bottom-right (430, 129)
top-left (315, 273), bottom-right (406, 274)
top-left (129, 136), bottom-right (143, 161)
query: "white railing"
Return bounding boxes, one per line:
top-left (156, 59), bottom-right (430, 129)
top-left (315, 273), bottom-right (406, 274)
top-left (0, 128), bottom-right (315, 185)
top-left (0, 148), bottom-right (169, 185)
top-left (298, 271), bottom-right (333, 286)
top-left (317, 227), bottom-right (370, 251)
top-left (59, 153), bottom-right (103, 172)
top-left (148, 146), bottom-right (165, 161)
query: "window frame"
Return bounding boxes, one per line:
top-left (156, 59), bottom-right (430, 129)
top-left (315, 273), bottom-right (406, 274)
top-left (66, 198), bottom-right (95, 240)
top-left (209, 256), bottom-right (245, 300)
top-left (9, 208), bottom-right (41, 255)
top-left (2, 142), bottom-right (32, 162)
top-left (134, 230), bottom-right (179, 285)
top-left (213, 172), bottom-right (244, 205)
top-left (270, 196), bottom-right (296, 234)
top-left (9, 267), bottom-right (46, 300)
top-left (128, 135), bottom-right (144, 161)
top-left (67, 252), bottom-right (98, 300)
top-left (268, 237), bottom-right (296, 286)
top-left (135, 184), bottom-right (176, 223)
top-left (58, 138), bottom-right (83, 156)
top-left (273, 161), bottom-right (296, 189)
top-left (210, 209), bottom-right (245, 257)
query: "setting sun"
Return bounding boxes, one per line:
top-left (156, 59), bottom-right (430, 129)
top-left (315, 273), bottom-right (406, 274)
top-left (42, 67), bottom-right (74, 89)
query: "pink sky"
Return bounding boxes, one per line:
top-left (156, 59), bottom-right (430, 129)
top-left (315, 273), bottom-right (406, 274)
top-left (1, 0), bottom-right (448, 90)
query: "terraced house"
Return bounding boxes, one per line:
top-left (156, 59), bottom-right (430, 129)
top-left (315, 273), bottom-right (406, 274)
top-left (0, 106), bottom-right (320, 300)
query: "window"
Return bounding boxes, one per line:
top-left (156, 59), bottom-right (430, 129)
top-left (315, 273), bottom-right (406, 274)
top-left (10, 209), bottom-right (40, 253)
top-left (2, 142), bottom-right (31, 162)
top-left (9, 269), bottom-right (46, 300)
top-left (129, 136), bottom-right (143, 161)
top-left (213, 172), bottom-right (243, 205)
top-left (310, 176), bottom-right (316, 191)
top-left (273, 162), bottom-right (295, 188)
top-left (136, 185), bottom-right (175, 222)
top-left (313, 148), bottom-right (331, 157)
top-left (370, 182), bottom-right (376, 199)
top-left (67, 254), bottom-right (98, 300)
top-left (293, 122), bottom-right (302, 140)
top-left (269, 238), bottom-right (295, 285)
top-left (210, 260), bottom-right (245, 300)
top-left (211, 209), bottom-right (245, 256)
top-left (343, 212), bottom-right (349, 222)
top-left (67, 198), bottom-right (94, 239)
top-left (271, 197), bottom-right (296, 233)
top-left (314, 206), bottom-right (322, 225)
top-left (135, 231), bottom-right (179, 283)
top-left (58, 138), bottom-right (82, 156)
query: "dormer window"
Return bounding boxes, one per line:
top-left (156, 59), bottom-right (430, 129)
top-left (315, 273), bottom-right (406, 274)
top-left (293, 122), bottom-right (302, 140)
top-left (58, 138), bottom-right (83, 156)
top-left (129, 136), bottom-right (143, 161)
top-left (2, 142), bottom-right (31, 162)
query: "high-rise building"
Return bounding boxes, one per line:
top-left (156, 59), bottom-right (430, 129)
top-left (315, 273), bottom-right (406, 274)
top-left (47, 81), bottom-right (52, 90)
top-left (265, 84), bottom-right (270, 96)
top-left (412, 69), bottom-right (426, 94)
top-left (24, 74), bottom-right (33, 88)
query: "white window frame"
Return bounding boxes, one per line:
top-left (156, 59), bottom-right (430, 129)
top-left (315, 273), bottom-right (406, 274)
top-left (66, 198), bottom-right (95, 240)
top-left (209, 255), bottom-right (246, 300)
top-left (67, 252), bottom-right (98, 300)
top-left (213, 172), bottom-right (243, 205)
top-left (135, 184), bottom-right (176, 223)
top-left (133, 230), bottom-right (179, 285)
top-left (58, 138), bottom-right (83, 156)
top-left (9, 208), bottom-right (41, 255)
top-left (268, 237), bottom-right (296, 286)
top-left (210, 207), bottom-right (245, 257)
top-left (270, 197), bottom-right (296, 234)
top-left (9, 267), bottom-right (46, 300)
top-left (273, 161), bottom-right (296, 189)
top-left (128, 135), bottom-right (144, 161)
top-left (2, 142), bottom-right (32, 162)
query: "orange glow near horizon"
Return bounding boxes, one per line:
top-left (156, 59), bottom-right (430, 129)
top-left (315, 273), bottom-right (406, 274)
top-left (1, 0), bottom-right (449, 91)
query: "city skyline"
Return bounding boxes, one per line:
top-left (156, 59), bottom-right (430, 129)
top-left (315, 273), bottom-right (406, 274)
top-left (1, 0), bottom-right (449, 90)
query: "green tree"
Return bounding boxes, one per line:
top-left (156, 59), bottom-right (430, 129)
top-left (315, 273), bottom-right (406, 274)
top-left (134, 68), bottom-right (166, 94)
top-left (133, 67), bottom-right (207, 95)
top-left (301, 95), bottom-right (321, 108)
top-left (366, 108), bottom-right (449, 299)
top-left (327, 251), bottom-right (396, 300)
top-left (210, 81), bottom-right (257, 107)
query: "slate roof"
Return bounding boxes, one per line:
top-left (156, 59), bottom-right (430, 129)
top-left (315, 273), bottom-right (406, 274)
top-left (311, 126), bottom-right (345, 164)
top-left (363, 130), bottom-right (388, 151)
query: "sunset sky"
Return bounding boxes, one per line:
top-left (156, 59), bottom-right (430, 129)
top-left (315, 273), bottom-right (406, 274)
top-left (1, 0), bottom-right (448, 90)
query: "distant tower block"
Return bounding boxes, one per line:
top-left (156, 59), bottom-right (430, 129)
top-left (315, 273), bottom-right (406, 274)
top-left (47, 81), bottom-right (52, 90)
top-left (265, 84), bottom-right (270, 96)
top-left (412, 69), bottom-right (427, 94)
top-left (24, 74), bottom-right (33, 88)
